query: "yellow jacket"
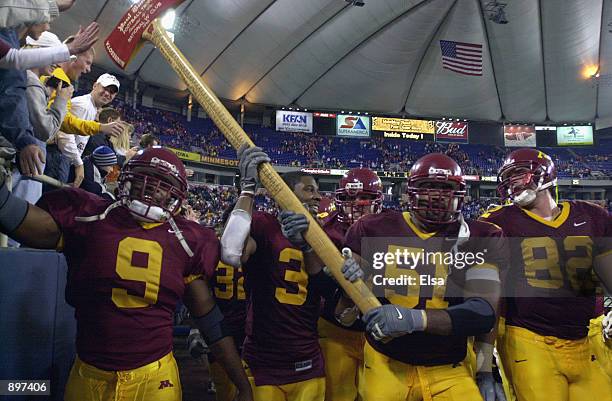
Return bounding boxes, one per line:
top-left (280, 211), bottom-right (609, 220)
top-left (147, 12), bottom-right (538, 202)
top-left (44, 67), bottom-right (100, 142)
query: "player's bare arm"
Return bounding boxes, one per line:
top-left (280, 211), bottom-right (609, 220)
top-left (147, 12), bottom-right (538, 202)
top-left (220, 144), bottom-right (269, 267)
top-left (183, 278), bottom-right (253, 401)
top-left (0, 173), bottom-right (61, 249)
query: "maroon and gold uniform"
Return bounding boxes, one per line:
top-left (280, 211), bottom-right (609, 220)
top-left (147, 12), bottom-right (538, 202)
top-left (38, 187), bottom-right (219, 371)
top-left (316, 212), bottom-right (366, 401)
top-left (344, 210), bottom-right (505, 401)
top-left (210, 261), bottom-right (247, 401)
top-left (242, 211), bottom-right (325, 400)
top-left (480, 200), bottom-right (612, 401)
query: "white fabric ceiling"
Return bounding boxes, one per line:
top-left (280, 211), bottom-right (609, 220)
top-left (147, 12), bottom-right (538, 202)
top-left (52, 0), bottom-right (611, 124)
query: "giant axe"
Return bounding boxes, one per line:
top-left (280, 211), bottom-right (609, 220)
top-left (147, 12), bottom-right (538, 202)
top-left (105, 0), bottom-right (380, 313)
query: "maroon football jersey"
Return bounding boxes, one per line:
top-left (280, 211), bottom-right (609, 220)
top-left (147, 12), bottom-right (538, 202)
top-left (318, 212), bottom-right (365, 331)
top-left (37, 188), bottom-right (219, 370)
top-left (480, 201), bottom-right (611, 339)
top-left (242, 211), bottom-right (324, 386)
top-left (211, 261), bottom-right (246, 346)
top-left (344, 210), bottom-right (506, 365)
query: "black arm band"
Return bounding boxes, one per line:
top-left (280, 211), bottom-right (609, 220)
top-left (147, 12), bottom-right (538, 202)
top-left (193, 305), bottom-right (227, 346)
top-left (446, 297), bottom-right (495, 337)
top-left (0, 183), bottom-right (29, 234)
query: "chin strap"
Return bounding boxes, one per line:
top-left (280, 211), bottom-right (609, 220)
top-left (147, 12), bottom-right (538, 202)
top-left (168, 216), bottom-right (194, 258)
top-left (74, 201), bottom-right (123, 222)
top-left (74, 200), bottom-right (194, 258)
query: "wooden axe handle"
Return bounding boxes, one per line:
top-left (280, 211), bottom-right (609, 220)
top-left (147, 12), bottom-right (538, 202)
top-left (142, 20), bottom-right (380, 313)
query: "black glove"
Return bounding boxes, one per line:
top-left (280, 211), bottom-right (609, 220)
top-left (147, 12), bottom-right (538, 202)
top-left (237, 144), bottom-right (270, 195)
top-left (279, 210), bottom-right (311, 251)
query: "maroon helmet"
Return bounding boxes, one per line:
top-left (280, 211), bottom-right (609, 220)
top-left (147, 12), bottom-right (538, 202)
top-left (335, 168), bottom-right (383, 224)
top-left (407, 153), bottom-right (466, 225)
top-left (119, 147), bottom-right (188, 222)
top-left (497, 148), bottom-right (557, 206)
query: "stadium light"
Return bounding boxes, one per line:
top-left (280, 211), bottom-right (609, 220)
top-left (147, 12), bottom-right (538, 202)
top-left (161, 9), bottom-right (176, 31)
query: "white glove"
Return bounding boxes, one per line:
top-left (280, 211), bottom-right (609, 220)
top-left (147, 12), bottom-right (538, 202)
top-left (603, 310), bottom-right (612, 342)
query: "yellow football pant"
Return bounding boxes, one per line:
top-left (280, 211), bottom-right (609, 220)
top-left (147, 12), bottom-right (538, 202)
top-left (210, 361), bottom-right (237, 401)
top-left (245, 365), bottom-right (325, 401)
top-left (500, 325), bottom-right (612, 401)
top-left (495, 317), bottom-right (517, 401)
top-left (359, 342), bottom-right (482, 401)
top-left (64, 352), bottom-right (182, 401)
top-left (588, 316), bottom-right (612, 380)
top-left (318, 318), bottom-right (365, 401)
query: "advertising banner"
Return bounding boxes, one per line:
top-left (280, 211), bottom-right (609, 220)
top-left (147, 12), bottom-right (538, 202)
top-left (337, 115), bottom-right (371, 137)
top-left (503, 124), bottom-right (536, 147)
top-left (435, 121), bottom-right (469, 143)
top-left (276, 110), bottom-right (313, 133)
top-left (372, 117), bottom-right (434, 140)
top-left (556, 126), bottom-right (594, 146)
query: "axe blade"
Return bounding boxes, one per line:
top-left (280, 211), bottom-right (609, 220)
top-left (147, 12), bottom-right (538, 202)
top-left (104, 0), bottom-right (184, 69)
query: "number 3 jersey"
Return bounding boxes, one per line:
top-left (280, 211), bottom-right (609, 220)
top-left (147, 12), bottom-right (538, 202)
top-left (37, 188), bottom-right (219, 371)
top-left (242, 211), bottom-right (324, 386)
top-left (480, 200), bottom-right (611, 339)
top-left (343, 210), bottom-right (506, 366)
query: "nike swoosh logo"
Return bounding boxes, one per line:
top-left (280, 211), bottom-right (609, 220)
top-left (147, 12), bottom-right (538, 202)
top-left (574, 221), bottom-right (586, 227)
top-left (514, 359), bottom-right (527, 363)
top-left (394, 307), bottom-right (403, 320)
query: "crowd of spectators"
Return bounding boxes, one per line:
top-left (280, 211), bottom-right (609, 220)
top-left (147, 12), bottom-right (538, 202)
top-left (113, 103), bottom-right (612, 180)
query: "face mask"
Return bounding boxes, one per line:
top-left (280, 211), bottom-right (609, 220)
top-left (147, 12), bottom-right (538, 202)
top-left (127, 199), bottom-right (168, 222)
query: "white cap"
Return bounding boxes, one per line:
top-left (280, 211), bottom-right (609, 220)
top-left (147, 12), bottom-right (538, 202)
top-left (26, 31), bottom-right (63, 48)
top-left (96, 73), bottom-right (120, 90)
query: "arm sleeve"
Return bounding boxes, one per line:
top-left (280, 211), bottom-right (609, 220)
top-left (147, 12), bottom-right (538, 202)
top-left (59, 112), bottom-right (101, 136)
top-left (0, 0), bottom-right (57, 28)
top-left (186, 227), bottom-right (221, 284)
top-left (0, 45), bottom-right (69, 70)
top-left (55, 131), bottom-right (82, 166)
top-left (26, 82), bottom-right (67, 141)
top-left (36, 187), bottom-right (88, 233)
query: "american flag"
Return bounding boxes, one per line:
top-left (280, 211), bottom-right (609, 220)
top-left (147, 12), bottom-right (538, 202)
top-left (439, 40), bottom-right (483, 76)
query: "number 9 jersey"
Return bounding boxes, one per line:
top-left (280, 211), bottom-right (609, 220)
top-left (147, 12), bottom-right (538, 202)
top-left (480, 200), bottom-right (611, 339)
top-left (37, 187), bottom-right (219, 371)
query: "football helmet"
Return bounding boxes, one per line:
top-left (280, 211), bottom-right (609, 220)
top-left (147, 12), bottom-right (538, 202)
top-left (335, 168), bottom-right (383, 224)
top-left (407, 153), bottom-right (466, 225)
top-left (118, 147), bottom-right (188, 222)
top-left (497, 148), bottom-right (557, 206)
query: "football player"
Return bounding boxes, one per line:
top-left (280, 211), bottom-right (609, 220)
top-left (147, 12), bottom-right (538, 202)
top-left (220, 145), bottom-right (328, 401)
top-left (209, 206), bottom-right (248, 401)
top-left (0, 147), bottom-right (252, 401)
top-left (338, 153), bottom-right (506, 401)
top-left (281, 168), bottom-right (384, 401)
top-left (480, 148), bottom-right (612, 401)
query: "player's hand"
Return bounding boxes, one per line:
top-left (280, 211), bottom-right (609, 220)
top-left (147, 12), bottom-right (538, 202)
top-left (362, 304), bottom-right (426, 341)
top-left (237, 144), bottom-right (269, 195)
top-left (476, 372), bottom-right (506, 401)
top-left (604, 310), bottom-right (612, 342)
top-left (67, 22), bottom-right (100, 55)
top-left (72, 163), bottom-right (84, 188)
top-left (99, 121), bottom-right (127, 138)
top-left (341, 257), bottom-right (363, 282)
top-left (19, 144), bottom-right (45, 176)
top-left (279, 210), bottom-right (311, 251)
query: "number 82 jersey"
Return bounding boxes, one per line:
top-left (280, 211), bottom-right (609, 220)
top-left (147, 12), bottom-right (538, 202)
top-left (480, 200), bottom-right (611, 339)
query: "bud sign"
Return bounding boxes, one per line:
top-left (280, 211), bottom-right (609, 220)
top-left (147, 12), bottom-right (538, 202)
top-left (435, 121), bottom-right (469, 143)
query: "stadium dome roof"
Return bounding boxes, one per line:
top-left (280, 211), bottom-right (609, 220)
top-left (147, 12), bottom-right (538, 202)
top-left (55, 0), bottom-right (612, 125)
